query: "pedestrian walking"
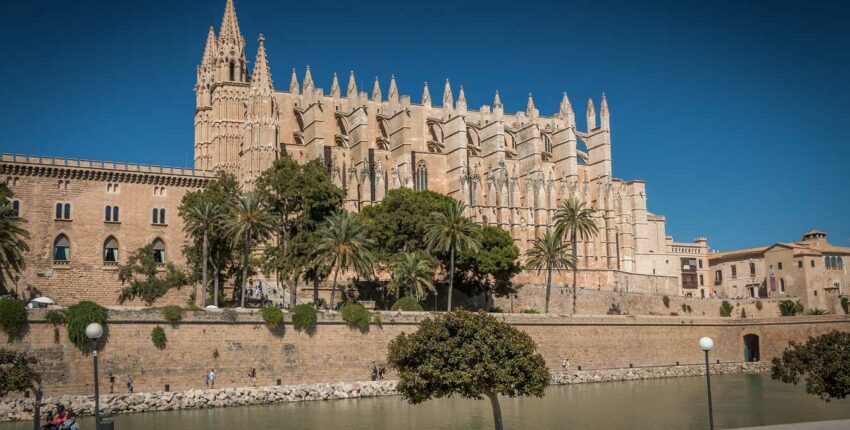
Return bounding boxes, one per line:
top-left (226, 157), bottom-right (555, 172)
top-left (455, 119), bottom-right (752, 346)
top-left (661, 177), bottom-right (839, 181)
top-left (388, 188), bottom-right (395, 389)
top-left (248, 368), bottom-right (257, 384)
top-left (204, 372), bottom-right (209, 389)
top-left (208, 369), bottom-right (216, 389)
top-left (370, 362), bottom-right (378, 381)
top-left (109, 373), bottom-right (115, 394)
top-left (126, 375), bottom-right (134, 393)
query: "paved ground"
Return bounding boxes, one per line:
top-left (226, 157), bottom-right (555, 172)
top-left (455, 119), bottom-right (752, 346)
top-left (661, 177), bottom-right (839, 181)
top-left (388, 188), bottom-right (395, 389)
top-left (731, 420), bottom-right (850, 430)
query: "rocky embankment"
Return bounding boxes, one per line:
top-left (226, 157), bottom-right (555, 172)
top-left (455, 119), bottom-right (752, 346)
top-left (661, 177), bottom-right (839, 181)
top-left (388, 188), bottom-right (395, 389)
top-left (0, 363), bottom-right (768, 422)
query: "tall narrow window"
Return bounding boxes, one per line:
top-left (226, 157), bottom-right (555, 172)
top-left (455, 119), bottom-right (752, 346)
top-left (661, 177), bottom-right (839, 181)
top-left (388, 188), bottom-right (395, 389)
top-left (731, 265), bottom-right (737, 278)
top-left (749, 262), bottom-right (756, 276)
top-left (838, 257), bottom-right (844, 270)
top-left (11, 200), bottom-right (20, 217)
top-left (113, 206), bottom-right (119, 222)
top-left (53, 234), bottom-right (70, 262)
top-left (103, 236), bottom-right (119, 263)
top-left (229, 62), bottom-right (235, 81)
top-left (415, 161), bottom-right (428, 191)
top-left (63, 203), bottom-right (71, 219)
top-left (105, 206), bottom-right (112, 222)
top-left (152, 208), bottom-right (159, 224)
top-left (780, 278), bottom-right (785, 293)
top-left (55, 202), bottom-right (62, 219)
top-left (159, 208), bottom-right (166, 224)
top-left (152, 238), bottom-right (166, 264)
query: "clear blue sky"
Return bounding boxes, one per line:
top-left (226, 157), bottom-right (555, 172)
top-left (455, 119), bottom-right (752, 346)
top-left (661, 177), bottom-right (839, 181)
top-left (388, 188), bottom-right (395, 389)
top-left (1, 0), bottom-right (848, 251)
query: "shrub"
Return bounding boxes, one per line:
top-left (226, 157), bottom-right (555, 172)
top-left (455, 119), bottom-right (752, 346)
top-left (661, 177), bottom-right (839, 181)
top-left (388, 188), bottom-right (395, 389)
top-left (222, 309), bottom-right (238, 322)
top-left (756, 300), bottom-right (764, 311)
top-left (719, 301), bottom-right (733, 317)
top-left (779, 300), bottom-right (804, 316)
top-left (261, 307), bottom-right (284, 329)
top-left (151, 326), bottom-right (167, 350)
top-left (391, 296), bottom-right (424, 312)
top-left (67, 301), bottom-right (108, 351)
top-left (805, 308), bottom-right (828, 315)
top-left (841, 297), bottom-right (849, 315)
top-left (372, 313), bottom-right (383, 328)
top-left (162, 305), bottom-right (184, 324)
top-left (522, 308), bottom-right (539, 314)
top-left (292, 304), bottom-right (317, 332)
top-left (0, 297), bottom-right (27, 341)
top-left (45, 310), bottom-right (66, 344)
top-left (662, 295), bottom-right (670, 308)
top-left (341, 302), bottom-right (370, 331)
top-left (488, 306), bottom-right (504, 313)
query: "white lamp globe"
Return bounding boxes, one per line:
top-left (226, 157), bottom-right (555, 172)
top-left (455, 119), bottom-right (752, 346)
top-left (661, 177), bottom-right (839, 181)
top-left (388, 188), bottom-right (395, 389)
top-left (699, 336), bottom-right (714, 352)
top-left (85, 322), bottom-right (104, 340)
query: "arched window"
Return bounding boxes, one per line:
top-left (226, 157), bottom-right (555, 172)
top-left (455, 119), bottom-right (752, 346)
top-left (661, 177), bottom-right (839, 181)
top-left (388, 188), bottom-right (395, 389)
top-left (152, 208), bottom-right (159, 224)
top-left (825, 256), bottom-right (832, 269)
top-left (113, 206), bottom-right (119, 222)
top-left (103, 236), bottom-right (119, 263)
top-left (152, 238), bottom-right (166, 264)
top-left (63, 203), bottom-right (71, 219)
top-left (415, 161), bottom-right (428, 191)
top-left (838, 257), bottom-right (844, 270)
top-left (229, 61), bottom-right (236, 81)
top-left (11, 200), bottom-right (20, 217)
top-left (542, 133), bottom-right (553, 153)
top-left (53, 234), bottom-right (70, 262)
top-left (105, 206), bottom-right (112, 222)
top-left (160, 208), bottom-right (166, 224)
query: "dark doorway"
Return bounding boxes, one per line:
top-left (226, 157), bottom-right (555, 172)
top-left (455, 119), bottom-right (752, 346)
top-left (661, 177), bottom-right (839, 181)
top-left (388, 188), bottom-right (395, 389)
top-left (744, 334), bottom-right (760, 362)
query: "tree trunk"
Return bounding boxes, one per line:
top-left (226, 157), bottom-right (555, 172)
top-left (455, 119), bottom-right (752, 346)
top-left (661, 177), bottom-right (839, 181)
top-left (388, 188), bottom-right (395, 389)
top-left (485, 391), bottom-right (504, 430)
top-left (447, 238), bottom-right (455, 312)
top-left (313, 278), bottom-right (320, 306)
top-left (241, 230), bottom-right (250, 308)
top-left (572, 232), bottom-right (578, 316)
top-left (329, 266), bottom-right (340, 309)
top-left (31, 383), bottom-right (42, 430)
top-left (290, 276), bottom-right (298, 309)
top-left (201, 232), bottom-right (208, 308)
top-left (211, 258), bottom-right (220, 308)
top-left (545, 262), bottom-right (552, 314)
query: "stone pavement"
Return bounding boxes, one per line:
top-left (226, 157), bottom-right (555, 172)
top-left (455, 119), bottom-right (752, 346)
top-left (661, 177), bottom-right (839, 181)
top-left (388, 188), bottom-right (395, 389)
top-left (731, 420), bottom-right (850, 430)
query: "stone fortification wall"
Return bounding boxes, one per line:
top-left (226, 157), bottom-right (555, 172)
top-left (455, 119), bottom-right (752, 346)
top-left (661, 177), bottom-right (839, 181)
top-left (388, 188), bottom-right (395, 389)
top-left (4, 309), bottom-right (847, 399)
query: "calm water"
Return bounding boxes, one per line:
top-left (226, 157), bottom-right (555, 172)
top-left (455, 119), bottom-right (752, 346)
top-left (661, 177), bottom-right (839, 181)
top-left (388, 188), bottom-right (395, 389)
top-left (5, 374), bottom-right (850, 430)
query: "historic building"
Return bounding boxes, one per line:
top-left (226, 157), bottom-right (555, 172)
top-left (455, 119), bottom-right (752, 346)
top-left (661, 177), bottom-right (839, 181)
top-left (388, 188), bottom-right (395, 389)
top-left (709, 230), bottom-right (849, 313)
top-left (1, 0), bottom-right (714, 305)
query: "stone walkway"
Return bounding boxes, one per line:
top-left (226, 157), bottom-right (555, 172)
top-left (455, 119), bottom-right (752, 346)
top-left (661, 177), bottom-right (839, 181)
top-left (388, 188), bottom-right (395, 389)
top-left (731, 420), bottom-right (850, 430)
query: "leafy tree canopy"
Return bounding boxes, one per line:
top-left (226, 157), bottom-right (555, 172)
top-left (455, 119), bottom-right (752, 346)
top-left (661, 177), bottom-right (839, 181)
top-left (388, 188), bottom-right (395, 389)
top-left (0, 349), bottom-right (40, 396)
top-left (117, 244), bottom-right (188, 306)
top-left (454, 226), bottom-right (522, 297)
top-left (771, 330), bottom-right (850, 402)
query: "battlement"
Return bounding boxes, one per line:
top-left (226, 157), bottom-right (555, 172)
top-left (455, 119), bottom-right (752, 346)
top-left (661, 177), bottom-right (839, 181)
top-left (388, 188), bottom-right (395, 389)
top-left (1, 153), bottom-right (215, 178)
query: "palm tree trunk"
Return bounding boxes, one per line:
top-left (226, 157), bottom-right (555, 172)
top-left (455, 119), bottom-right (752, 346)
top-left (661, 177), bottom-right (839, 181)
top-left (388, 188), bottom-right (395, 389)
top-left (201, 232), bottom-right (208, 308)
top-left (447, 238), bottom-right (455, 312)
top-left (329, 266), bottom-right (340, 309)
top-left (210, 257), bottom-right (219, 307)
top-left (313, 278), bottom-right (320, 307)
top-left (241, 230), bottom-right (249, 308)
top-left (485, 390), bottom-right (504, 430)
top-left (572, 232), bottom-right (578, 316)
top-left (545, 262), bottom-right (552, 314)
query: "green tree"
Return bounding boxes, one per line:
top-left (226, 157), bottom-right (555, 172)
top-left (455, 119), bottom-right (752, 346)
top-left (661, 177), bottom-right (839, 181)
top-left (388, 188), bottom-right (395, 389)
top-left (387, 311), bottom-right (549, 430)
top-left (453, 226), bottom-right (523, 301)
top-left (524, 232), bottom-right (575, 313)
top-left (256, 157), bottom-right (344, 308)
top-left (313, 210), bottom-right (374, 309)
top-left (425, 200), bottom-right (480, 311)
top-left (182, 201), bottom-right (224, 308)
top-left (553, 197), bottom-right (599, 315)
top-left (771, 330), bottom-right (850, 401)
top-left (0, 349), bottom-right (44, 430)
top-left (225, 191), bottom-right (275, 308)
top-left (0, 184), bottom-right (29, 296)
top-left (117, 244), bottom-right (188, 305)
top-left (389, 252), bottom-right (435, 301)
top-left (179, 173), bottom-right (240, 307)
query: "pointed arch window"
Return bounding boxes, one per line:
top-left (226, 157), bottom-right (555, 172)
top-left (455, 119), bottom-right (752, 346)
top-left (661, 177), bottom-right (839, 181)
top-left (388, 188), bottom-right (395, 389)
top-left (11, 199), bottom-right (20, 217)
top-left (229, 61), bottom-right (236, 81)
top-left (427, 121), bottom-right (444, 153)
top-left (541, 133), bottom-right (553, 153)
top-left (415, 161), bottom-right (429, 191)
top-left (55, 202), bottom-right (71, 220)
top-left (53, 234), bottom-right (70, 263)
top-left (152, 208), bottom-right (159, 224)
top-left (467, 127), bottom-right (481, 156)
top-left (152, 238), bottom-right (166, 264)
top-left (103, 236), bottom-right (119, 263)
top-left (160, 208), bottom-right (166, 224)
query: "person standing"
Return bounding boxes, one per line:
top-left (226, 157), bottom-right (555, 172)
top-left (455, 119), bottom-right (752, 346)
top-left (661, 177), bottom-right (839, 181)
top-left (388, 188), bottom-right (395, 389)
top-left (203, 372), bottom-right (209, 389)
top-left (126, 375), bottom-right (134, 393)
top-left (109, 373), bottom-right (115, 394)
top-left (58, 411), bottom-right (80, 430)
top-left (248, 368), bottom-right (257, 385)
top-left (208, 369), bottom-right (216, 389)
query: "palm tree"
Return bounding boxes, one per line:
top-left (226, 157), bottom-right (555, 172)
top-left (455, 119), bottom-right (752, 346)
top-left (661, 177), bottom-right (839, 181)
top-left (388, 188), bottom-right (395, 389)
top-left (553, 197), bottom-right (599, 315)
top-left (183, 201), bottom-right (223, 308)
top-left (225, 191), bottom-right (275, 308)
top-left (0, 196), bottom-right (29, 296)
top-left (524, 232), bottom-right (575, 313)
top-left (313, 210), bottom-right (374, 309)
top-left (389, 252), bottom-right (435, 301)
top-left (425, 200), bottom-right (480, 311)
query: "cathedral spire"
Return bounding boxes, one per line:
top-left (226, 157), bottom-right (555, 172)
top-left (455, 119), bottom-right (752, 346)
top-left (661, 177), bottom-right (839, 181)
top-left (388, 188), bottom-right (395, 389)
top-left (526, 93), bottom-right (535, 114)
top-left (219, 0), bottom-right (243, 44)
top-left (560, 92), bottom-right (575, 127)
top-left (303, 66), bottom-right (314, 92)
top-left (372, 76), bottom-right (382, 102)
top-left (457, 85), bottom-right (467, 111)
top-left (586, 98), bottom-right (597, 130)
top-left (493, 90), bottom-right (502, 108)
top-left (201, 25), bottom-right (217, 68)
top-left (442, 79), bottom-right (453, 109)
top-left (249, 34), bottom-right (273, 92)
top-left (421, 82), bottom-right (431, 107)
top-left (388, 75), bottom-right (399, 102)
top-left (347, 71), bottom-right (357, 99)
top-left (600, 93), bottom-right (610, 130)
top-left (330, 73), bottom-right (341, 98)
top-left (289, 68), bottom-right (299, 94)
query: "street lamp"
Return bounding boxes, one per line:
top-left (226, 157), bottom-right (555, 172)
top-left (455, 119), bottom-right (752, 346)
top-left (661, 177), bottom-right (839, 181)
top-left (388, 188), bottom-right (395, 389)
top-left (699, 336), bottom-right (715, 430)
top-left (86, 323), bottom-right (104, 430)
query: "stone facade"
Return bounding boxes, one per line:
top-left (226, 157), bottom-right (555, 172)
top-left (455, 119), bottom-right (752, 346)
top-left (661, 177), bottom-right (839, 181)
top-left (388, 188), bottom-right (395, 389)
top-left (709, 230), bottom-right (849, 313)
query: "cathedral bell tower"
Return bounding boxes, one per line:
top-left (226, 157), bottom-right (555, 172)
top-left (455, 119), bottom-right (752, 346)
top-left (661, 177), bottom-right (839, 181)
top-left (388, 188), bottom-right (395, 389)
top-left (240, 34), bottom-right (280, 189)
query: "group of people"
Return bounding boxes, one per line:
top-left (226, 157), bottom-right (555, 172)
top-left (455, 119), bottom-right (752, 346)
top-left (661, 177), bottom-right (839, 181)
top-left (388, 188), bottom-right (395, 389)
top-left (39, 404), bottom-right (80, 430)
top-left (370, 362), bottom-right (387, 381)
top-left (203, 369), bottom-right (217, 388)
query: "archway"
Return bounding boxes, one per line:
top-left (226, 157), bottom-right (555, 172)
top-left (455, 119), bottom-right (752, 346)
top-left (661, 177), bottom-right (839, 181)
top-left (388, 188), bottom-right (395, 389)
top-left (743, 334), bottom-right (760, 362)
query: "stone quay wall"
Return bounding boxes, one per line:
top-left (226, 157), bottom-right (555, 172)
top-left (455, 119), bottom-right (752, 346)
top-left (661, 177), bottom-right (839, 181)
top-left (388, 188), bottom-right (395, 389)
top-left (3, 308), bottom-right (847, 400)
top-left (1, 363), bottom-right (770, 422)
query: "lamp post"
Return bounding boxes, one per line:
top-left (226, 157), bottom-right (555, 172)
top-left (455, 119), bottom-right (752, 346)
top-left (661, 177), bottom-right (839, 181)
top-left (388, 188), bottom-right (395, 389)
top-left (86, 323), bottom-right (104, 430)
top-left (699, 336), bottom-right (715, 430)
